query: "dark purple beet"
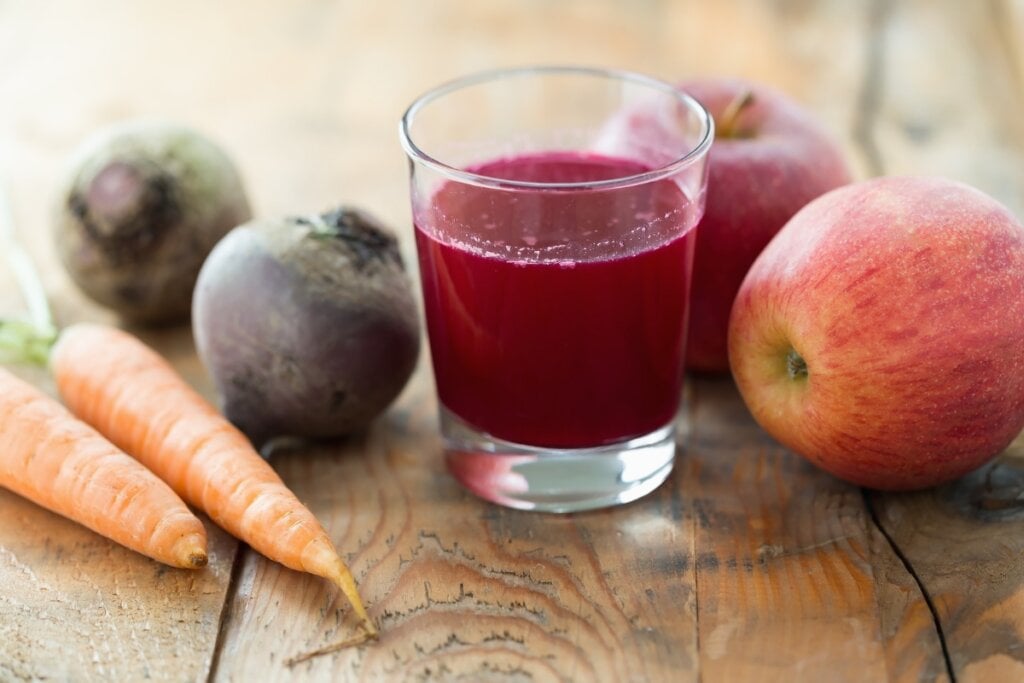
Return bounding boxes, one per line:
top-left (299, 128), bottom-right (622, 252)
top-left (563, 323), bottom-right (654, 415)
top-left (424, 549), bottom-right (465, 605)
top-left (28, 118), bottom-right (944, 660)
top-left (192, 207), bottom-right (420, 445)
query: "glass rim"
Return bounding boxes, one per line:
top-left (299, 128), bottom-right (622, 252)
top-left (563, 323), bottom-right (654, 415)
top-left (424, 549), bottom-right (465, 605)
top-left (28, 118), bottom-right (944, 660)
top-left (398, 65), bottom-right (715, 191)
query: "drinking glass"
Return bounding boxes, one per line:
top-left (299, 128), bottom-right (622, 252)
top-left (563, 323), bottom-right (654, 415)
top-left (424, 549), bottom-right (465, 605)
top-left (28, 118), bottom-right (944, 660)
top-left (400, 66), bottom-right (712, 512)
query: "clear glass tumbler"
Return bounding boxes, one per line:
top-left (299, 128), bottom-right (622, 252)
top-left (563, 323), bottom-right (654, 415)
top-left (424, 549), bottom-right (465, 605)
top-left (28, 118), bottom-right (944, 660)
top-left (400, 66), bottom-right (712, 512)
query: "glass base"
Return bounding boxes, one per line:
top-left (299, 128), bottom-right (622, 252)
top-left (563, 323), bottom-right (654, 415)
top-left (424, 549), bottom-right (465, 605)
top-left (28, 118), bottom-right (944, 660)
top-left (441, 408), bottom-right (675, 513)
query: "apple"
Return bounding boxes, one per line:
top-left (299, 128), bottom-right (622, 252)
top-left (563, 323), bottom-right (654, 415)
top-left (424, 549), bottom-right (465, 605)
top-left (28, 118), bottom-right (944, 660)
top-left (728, 176), bottom-right (1024, 491)
top-left (681, 78), bottom-right (853, 373)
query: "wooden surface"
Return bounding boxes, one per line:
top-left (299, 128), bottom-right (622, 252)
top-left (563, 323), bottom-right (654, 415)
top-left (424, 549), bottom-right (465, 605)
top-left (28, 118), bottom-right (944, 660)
top-left (1, 1), bottom-right (1023, 681)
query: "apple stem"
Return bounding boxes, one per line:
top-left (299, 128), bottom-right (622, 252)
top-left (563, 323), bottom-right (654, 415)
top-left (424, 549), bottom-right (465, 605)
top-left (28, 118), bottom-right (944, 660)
top-left (717, 90), bottom-right (756, 139)
top-left (786, 349), bottom-right (808, 380)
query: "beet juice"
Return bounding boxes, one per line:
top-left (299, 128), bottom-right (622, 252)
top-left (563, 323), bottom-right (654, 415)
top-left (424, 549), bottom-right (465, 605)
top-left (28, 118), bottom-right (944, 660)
top-left (415, 151), bottom-right (698, 448)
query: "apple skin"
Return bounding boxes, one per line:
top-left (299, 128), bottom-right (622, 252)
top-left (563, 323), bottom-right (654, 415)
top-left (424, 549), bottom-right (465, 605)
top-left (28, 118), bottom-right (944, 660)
top-left (681, 79), bottom-right (853, 373)
top-left (728, 176), bottom-right (1024, 491)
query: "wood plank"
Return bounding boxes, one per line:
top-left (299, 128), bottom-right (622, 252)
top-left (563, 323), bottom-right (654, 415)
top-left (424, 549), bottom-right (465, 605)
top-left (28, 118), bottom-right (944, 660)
top-left (0, 493), bottom-right (237, 682)
top-left (212, 372), bottom-right (701, 682)
top-left (211, 379), bottom-right (949, 683)
top-left (868, 448), bottom-right (1024, 683)
top-left (685, 380), bottom-right (947, 683)
top-left (858, 2), bottom-right (1024, 681)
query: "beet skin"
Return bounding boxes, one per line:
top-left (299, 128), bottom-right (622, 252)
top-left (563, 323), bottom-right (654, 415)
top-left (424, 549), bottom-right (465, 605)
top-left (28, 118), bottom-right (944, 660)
top-left (192, 207), bottom-right (420, 446)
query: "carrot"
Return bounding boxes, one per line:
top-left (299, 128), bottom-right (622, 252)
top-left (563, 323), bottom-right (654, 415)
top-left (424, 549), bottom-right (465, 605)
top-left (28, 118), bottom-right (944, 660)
top-left (49, 322), bottom-right (377, 641)
top-left (0, 366), bottom-right (207, 568)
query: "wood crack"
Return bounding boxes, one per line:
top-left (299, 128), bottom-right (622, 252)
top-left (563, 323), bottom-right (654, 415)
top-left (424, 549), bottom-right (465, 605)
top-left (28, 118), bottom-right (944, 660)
top-left (862, 490), bottom-right (956, 682)
top-left (693, 506), bottom-right (703, 683)
top-left (852, 0), bottom-right (892, 176)
top-left (686, 383), bottom-right (703, 683)
top-left (205, 543), bottom-right (246, 683)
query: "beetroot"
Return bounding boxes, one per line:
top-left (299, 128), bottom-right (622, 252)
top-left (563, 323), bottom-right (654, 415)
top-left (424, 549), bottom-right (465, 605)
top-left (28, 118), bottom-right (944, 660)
top-left (55, 121), bottom-right (251, 324)
top-left (192, 207), bottom-right (420, 445)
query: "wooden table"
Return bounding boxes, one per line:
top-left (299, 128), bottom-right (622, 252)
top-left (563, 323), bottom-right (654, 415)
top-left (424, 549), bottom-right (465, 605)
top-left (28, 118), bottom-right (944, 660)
top-left (2, 1), bottom-right (1023, 681)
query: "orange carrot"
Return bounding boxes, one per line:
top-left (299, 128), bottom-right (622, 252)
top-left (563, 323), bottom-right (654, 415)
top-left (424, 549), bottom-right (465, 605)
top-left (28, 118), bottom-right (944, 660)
top-left (50, 322), bottom-right (376, 640)
top-left (0, 366), bottom-right (207, 568)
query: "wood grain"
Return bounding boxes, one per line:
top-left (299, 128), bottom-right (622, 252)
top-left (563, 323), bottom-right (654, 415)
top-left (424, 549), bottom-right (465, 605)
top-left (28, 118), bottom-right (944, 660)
top-left (212, 372), bottom-right (700, 682)
top-left (684, 380), bottom-right (947, 683)
top-left (0, 491), bottom-right (237, 682)
top-left (868, 447), bottom-right (1024, 683)
top-left (210, 379), bottom-right (947, 683)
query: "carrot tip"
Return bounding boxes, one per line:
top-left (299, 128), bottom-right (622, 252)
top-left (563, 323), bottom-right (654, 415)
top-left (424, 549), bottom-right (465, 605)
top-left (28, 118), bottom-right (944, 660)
top-left (331, 562), bottom-right (373, 626)
top-left (359, 617), bottom-right (380, 638)
top-left (172, 533), bottom-right (209, 569)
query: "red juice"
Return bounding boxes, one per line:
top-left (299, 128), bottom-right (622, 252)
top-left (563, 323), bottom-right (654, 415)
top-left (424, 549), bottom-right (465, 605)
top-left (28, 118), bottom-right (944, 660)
top-left (415, 151), bottom-right (697, 448)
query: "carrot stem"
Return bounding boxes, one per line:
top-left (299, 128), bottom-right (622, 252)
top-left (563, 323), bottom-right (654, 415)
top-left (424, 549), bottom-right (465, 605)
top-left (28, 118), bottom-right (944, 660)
top-left (0, 181), bottom-right (59, 367)
top-left (0, 319), bottom-right (57, 367)
top-left (0, 182), bottom-right (56, 335)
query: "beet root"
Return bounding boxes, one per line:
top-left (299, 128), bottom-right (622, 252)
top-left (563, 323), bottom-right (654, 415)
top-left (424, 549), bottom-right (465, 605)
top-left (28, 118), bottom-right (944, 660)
top-left (55, 121), bottom-right (252, 324)
top-left (192, 207), bottom-right (421, 445)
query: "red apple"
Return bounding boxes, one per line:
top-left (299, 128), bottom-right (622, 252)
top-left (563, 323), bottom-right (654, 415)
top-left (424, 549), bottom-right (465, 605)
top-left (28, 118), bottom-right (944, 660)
top-left (728, 176), bottom-right (1024, 491)
top-left (681, 78), bottom-right (853, 373)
